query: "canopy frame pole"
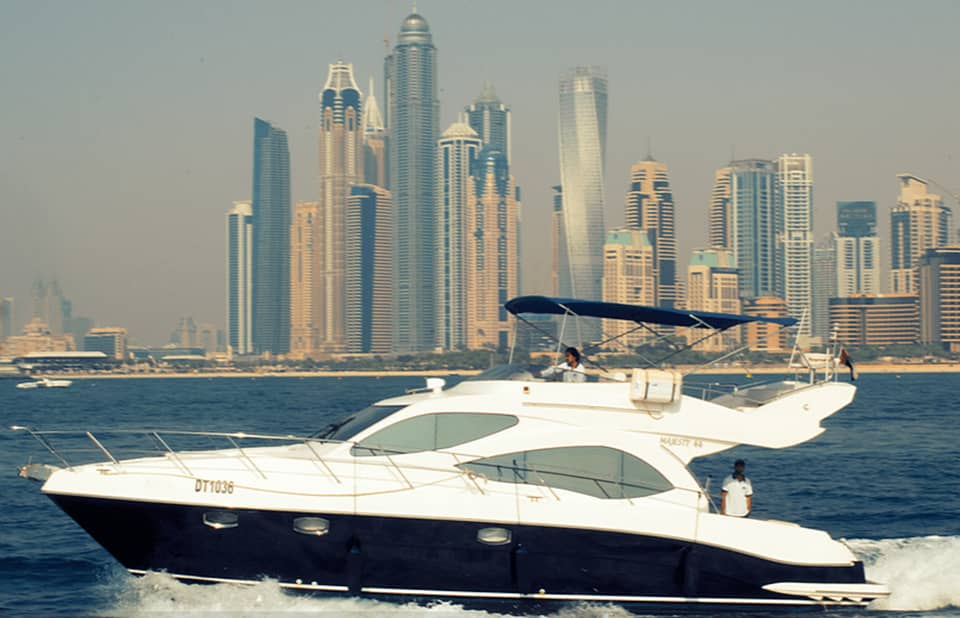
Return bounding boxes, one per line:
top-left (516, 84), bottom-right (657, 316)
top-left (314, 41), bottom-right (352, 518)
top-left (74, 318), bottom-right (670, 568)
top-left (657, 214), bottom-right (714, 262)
top-left (507, 317), bottom-right (518, 365)
top-left (651, 315), bottom-right (727, 367)
top-left (683, 323), bottom-right (795, 376)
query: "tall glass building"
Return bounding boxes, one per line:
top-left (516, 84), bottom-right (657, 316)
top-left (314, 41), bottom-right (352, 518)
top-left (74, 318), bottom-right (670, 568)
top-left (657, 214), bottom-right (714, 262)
top-left (226, 201), bottom-right (253, 355)
top-left (385, 12), bottom-right (440, 352)
top-left (558, 66), bottom-right (607, 317)
top-left (466, 82), bottom-right (511, 166)
top-left (436, 119), bottom-right (481, 350)
top-left (345, 185), bottom-right (393, 354)
top-left (723, 159), bottom-right (778, 299)
top-left (251, 118), bottom-right (291, 355)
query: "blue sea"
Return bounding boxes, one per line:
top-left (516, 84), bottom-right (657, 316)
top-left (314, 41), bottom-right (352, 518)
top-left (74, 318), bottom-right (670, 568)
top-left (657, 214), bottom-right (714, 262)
top-left (1, 373), bottom-right (957, 616)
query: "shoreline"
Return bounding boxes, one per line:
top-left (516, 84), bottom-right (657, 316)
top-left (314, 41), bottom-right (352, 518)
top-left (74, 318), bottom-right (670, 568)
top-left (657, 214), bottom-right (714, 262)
top-left (28, 362), bottom-right (960, 380)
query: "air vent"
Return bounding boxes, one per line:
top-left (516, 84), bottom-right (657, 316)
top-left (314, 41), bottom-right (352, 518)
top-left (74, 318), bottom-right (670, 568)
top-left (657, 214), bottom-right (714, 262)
top-left (202, 511), bottom-right (239, 530)
top-left (476, 527), bottom-right (511, 545)
top-left (293, 517), bottom-right (330, 536)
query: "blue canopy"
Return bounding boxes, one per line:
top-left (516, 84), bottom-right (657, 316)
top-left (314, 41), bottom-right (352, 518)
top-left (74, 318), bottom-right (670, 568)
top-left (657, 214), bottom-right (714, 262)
top-left (505, 296), bottom-right (797, 331)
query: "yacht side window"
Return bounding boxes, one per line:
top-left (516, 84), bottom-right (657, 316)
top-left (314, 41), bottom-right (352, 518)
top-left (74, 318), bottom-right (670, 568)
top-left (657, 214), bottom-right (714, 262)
top-left (458, 446), bottom-right (673, 499)
top-left (351, 413), bottom-right (518, 457)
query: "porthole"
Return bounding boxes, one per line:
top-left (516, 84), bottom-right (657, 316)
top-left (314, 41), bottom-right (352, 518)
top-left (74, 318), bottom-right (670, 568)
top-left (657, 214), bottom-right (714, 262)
top-left (477, 527), bottom-right (511, 546)
top-left (203, 511), bottom-right (239, 530)
top-left (293, 516), bottom-right (330, 536)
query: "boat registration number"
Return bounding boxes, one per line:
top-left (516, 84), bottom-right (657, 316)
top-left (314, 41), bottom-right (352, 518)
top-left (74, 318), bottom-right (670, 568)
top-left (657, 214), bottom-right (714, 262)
top-left (194, 479), bottom-right (235, 494)
top-left (659, 435), bottom-right (704, 448)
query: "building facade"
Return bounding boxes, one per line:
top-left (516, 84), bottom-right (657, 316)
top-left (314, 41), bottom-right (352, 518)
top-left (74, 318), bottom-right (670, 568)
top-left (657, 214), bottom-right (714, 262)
top-left (891, 174), bottom-right (952, 294)
top-left (345, 185), bottom-right (393, 354)
top-left (385, 12), bottom-right (440, 352)
top-left (466, 82), bottom-right (511, 166)
top-left (742, 296), bottom-right (789, 352)
top-left (316, 61), bottom-right (364, 353)
top-left (551, 185), bottom-right (571, 297)
top-left (685, 249), bottom-right (740, 351)
top-left (722, 160), bottom-right (778, 299)
top-left (436, 119), bottom-right (482, 350)
top-left (776, 153), bottom-right (814, 332)
top-left (0, 318), bottom-right (75, 357)
top-left (708, 166), bottom-right (732, 250)
top-left (83, 327), bottom-right (128, 360)
top-left (362, 77), bottom-right (388, 188)
top-left (812, 235), bottom-right (837, 341)
top-left (251, 118), bottom-right (291, 355)
top-left (919, 246), bottom-right (960, 351)
top-left (601, 229), bottom-right (655, 351)
top-left (0, 297), bottom-right (12, 342)
top-left (624, 157), bottom-right (677, 308)
top-left (835, 201), bottom-right (880, 297)
top-left (829, 295), bottom-right (919, 346)
top-left (290, 201), bottom-right (320, 358)
top-left (464, 148), bottom-right (519, 350)
top-left (226, 200), bottom-right (253, 356)
top-left (558, 66), bottom-right (607, 320)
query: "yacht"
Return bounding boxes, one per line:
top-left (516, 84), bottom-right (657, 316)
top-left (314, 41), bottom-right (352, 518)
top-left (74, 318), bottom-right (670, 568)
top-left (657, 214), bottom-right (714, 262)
top-left (15, 377), bottom-right (73, 389)
top-left (13, 296), bottom-right (888, 612)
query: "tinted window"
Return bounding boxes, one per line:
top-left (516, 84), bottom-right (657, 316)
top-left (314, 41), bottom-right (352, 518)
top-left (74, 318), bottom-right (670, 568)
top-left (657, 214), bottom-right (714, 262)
top-left (352, 413), bottom-right (518, 457)
top-left (459, 446), bottom-right (673, 499)
top-left (312, 405), bottom-right (405, 441)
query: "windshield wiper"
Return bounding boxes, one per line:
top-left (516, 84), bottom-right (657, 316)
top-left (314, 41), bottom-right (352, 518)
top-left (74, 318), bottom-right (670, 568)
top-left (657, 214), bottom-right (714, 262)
top-left (310, 416), bottom-right (354, 440)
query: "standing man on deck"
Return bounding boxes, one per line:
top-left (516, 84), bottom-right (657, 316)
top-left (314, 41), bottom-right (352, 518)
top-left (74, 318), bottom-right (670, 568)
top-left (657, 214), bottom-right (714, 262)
top-left (721, 459), bottom-right (753, 517)
top-left (540, 347), bottom-right (587, 383)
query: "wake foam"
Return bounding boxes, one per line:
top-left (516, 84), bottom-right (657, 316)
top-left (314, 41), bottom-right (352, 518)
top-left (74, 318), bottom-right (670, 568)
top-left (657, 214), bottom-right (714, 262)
top-left (846, 535), bottom-right (960, 611)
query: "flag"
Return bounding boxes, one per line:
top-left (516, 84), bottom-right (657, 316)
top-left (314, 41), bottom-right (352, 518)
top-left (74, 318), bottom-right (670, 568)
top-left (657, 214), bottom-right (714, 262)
top-left (839, 347), bottom-right (858, 381)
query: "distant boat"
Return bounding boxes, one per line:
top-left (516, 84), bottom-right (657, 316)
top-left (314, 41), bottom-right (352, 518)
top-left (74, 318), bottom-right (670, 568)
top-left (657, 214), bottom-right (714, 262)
top-left (16, 378), bottom-right (73, 390)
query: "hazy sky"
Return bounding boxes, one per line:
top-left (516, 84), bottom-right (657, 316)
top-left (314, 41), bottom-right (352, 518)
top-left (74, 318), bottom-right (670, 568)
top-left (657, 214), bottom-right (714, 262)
top-left (2, 0), bottom-right (959, 344)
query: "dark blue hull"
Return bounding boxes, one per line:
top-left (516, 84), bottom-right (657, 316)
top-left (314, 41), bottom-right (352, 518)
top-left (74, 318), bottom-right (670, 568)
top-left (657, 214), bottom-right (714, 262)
top-left (47, 494), bottom-right (868, 612)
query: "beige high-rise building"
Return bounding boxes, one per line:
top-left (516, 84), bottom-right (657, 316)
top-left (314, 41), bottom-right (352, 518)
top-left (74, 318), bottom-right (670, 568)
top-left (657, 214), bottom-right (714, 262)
top-left (890, 174), bottom-right (952, 294)
top-left (919, 245), bottom-right (960, 351)
top-left (624, 157), bottom-right (678, 308)
top-left (290, 201), bottom-right (321, 358)
top-left (317, 61), bottom-right (364, 353)
top-left (708, 166), bottom-right (733, 250)
top-left (742, 296), bottom-right (789, 352)
top-left (601, 229), bottom-right (655, 351)
top-left (464, 149), bottom-right (519, 350)
top-left (362, 77), bottom-right (388, 188)
top-left (685, 249), bottom-right (740, 351)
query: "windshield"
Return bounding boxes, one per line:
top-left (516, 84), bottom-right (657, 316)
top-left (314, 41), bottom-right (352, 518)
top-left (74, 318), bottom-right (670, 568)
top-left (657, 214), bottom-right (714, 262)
top-left (310, 405), bottom-right (405, 441)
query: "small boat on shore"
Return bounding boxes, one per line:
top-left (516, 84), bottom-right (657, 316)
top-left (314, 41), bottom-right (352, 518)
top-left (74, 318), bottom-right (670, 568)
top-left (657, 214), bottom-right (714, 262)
top-left (16, 377), bottom-right (73, 390)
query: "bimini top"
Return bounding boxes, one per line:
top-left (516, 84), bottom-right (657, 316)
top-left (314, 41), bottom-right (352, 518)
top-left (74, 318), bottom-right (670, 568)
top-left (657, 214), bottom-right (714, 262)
top-left (505, 296), bottom-right (797, 331)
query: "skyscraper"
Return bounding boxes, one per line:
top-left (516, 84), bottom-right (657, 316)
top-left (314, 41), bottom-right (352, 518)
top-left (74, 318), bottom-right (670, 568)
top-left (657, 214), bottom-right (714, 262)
top-left (345, 185), bottom-right (393, 353)
top-left (718, 160), bottom-right (778, 299)
top-left (919, 246), bottom-right (960, 351)
top-left (466, 82), bottom-right (511, 165)
top-left (316, 61), bottom-right (363, 353)
top-left (708, 166), bottom-right (732, 250)
top-left (624, 157), bottom-right (677, 308)
top-left (776, 153), bottom-right (814, 332)
top-left (251, 117), bottom-right (291, 355)
top-left (386, 12), bottom-right (439, 352)
top-left (290, 201), bottom-right (320, 358)
top-left (835, 201), bottom-right (879, 297)
top-left (891, 174), bottom-right (952, 294)
top-left (465, 147), bottom-right (520, 350)
top-left (812, 235), bottom-right (837, 340)
top-left (362, 77), bottom-right (388, 188)
top-left (601, 229), bottom-right (655, 350)
top-left (226, 200), bottom-right (253, 355)
top-left (558, 66), bottom-right (607, 331)
top-left (31, 279), bottom-right (69, 335)
top-left (551, 185), bottom-right (571, 297)
top-left (436, 118), bottom-right (482, 350)
top-left (0, 297), bottom-right (13, 341)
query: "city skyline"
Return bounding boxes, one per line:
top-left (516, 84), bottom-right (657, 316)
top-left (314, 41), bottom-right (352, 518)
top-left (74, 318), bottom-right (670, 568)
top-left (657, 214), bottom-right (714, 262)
top-left (2, 1), bottom-right (960, 344)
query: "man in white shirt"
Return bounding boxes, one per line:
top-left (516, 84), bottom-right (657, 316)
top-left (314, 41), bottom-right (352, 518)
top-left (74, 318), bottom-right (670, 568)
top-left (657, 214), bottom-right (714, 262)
top-left (721, 459), bottom-right (753, 517)
top-left (540, 347), bottom-right (587, 383)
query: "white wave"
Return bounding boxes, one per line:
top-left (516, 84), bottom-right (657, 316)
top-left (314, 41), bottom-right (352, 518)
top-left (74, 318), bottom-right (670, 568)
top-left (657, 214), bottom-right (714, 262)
top-left (846, 535), bottom-right (960, 612)
top-left (102, 571), bottom-right (635, 617)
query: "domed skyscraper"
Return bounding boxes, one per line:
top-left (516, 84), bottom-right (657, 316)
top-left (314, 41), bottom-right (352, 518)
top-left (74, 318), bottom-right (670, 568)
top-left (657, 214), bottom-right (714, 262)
top-left (385, 12), bottom-right (439, 352)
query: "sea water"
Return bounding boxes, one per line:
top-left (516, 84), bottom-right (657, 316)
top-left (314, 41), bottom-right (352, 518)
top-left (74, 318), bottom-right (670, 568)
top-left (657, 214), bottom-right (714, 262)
top-left (0, 373), bottom-right (957, 616)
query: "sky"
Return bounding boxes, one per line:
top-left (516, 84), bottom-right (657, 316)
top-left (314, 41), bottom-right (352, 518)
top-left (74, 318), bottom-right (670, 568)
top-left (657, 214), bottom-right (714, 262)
top-left (1, 0), bottom-right (959, 345)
